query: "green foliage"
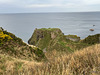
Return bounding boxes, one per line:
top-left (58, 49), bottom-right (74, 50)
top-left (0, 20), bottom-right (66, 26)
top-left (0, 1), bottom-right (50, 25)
top-left (0, 29), bottom-right (46, 61)
top-left (58, 41), bottom-right (73, 52)
top-left (3, 30), bottom-right (26, 46)
top-left (38, 32), bottom-right (51, 49)
top-left (81, 34), bottom-right (100, 44)
top-left (3, 31), bottom-right (21, 41)
top-left (33, 48), bottom-right (46, 61)
top-left (39, 28), bottom-right (60, 31)
top-left (66, 35), bottom-right (80, 38)
top-left (0, 30), bottom-right (13, 43)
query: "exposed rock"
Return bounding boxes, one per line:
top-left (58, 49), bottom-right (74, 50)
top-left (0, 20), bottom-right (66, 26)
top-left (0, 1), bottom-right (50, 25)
top-left (65, 35), bottom-right (80, 42)
top-left (90, 29), bottom-right (94, 31)
top-left (66, 37), bottom-right (80, 42)
top-left (93, 25), bottom-right (95, 26)
top-left (51, 32), bottom-right (56, 39)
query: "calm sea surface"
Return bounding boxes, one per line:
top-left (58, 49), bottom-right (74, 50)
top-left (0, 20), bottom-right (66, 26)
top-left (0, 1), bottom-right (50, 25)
top-left (0, 12), bottom-right (100, 43)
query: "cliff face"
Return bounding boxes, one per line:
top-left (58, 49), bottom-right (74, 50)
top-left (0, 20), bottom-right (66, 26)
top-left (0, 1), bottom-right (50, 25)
top-left (28, 28), bottom-right (68, 52)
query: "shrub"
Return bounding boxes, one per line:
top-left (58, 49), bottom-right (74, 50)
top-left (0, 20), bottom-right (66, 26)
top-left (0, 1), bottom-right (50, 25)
top-left (81, 34), bottom-right (100, 44)
top-left (0, 31), bottom-right (12, 43)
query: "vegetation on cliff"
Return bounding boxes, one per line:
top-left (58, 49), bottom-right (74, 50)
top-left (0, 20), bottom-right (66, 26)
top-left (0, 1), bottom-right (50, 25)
top-left (28, 28), bottom-right (68, 52)
top-left (28, 28), bottom-right (99, 53)
top-left (0, 29), bottom-right (45, 61)
top-left (0, 30), bottom-right (12, 45)
top-left (81, 34), bottom-right (100, 44)
top-left (65, 35), bottom-right (80, 42)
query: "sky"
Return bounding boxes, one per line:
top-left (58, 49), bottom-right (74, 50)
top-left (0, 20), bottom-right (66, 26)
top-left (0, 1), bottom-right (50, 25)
top-left (0, 0), bottom-right (100, 13)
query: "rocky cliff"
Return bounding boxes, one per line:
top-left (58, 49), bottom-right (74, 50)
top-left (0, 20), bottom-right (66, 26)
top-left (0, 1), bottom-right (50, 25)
top-left (28, 28), bottom-right (68, 52)
top-left (28, 28), bottom-right (100, 52)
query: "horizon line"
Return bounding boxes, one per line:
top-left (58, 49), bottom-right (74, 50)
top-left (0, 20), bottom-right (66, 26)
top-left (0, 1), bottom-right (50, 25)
top-left (0, 11), bottom-right (100, 15)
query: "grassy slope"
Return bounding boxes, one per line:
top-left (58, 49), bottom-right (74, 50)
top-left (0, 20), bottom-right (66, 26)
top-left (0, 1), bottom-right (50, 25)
top-left (0, 30), bottom-right (45, 61)
top-left (0, 54), bottom-right (42, 75)
top-left (43, 44), bottom-right (100, 75)
top-left (0, 44), bottom-right (99, 75)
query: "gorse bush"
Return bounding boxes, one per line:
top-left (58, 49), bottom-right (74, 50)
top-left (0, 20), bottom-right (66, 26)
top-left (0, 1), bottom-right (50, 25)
top-left (3, 31), bottom-right (22, 42)
top-left (0, 30), bottom-right (12, 43)
top-left (0, 30), bottom-right (26, 46)
top-left (81, 34), bottom-right (100, 44)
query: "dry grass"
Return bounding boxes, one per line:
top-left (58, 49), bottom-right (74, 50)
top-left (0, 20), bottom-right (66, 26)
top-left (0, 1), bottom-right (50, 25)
top-left (32, 44), bottom-right (100, 75)
top-left (0, 54), bottom-right (42, 75)
top-left (0, 44), bottom-right (100, 75)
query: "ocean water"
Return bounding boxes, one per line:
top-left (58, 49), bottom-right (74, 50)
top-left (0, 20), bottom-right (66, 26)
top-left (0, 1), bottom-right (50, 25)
top-left (0, 12), bottom-right (100, 43)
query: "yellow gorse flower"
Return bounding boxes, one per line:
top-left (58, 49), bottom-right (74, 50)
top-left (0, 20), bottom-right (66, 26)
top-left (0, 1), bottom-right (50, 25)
top-left (0, 31), bottom-right (13, 41)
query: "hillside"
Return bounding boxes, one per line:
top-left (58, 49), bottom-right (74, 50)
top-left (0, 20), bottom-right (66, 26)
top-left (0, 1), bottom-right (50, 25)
top-left (1, 44), bottom-right (100, 75)
top-left (0, 27), bottom-right (100, 75)
top-left (0, 29), bottom-right (45, 61)
top-left (33, 44), bottom-right (100, 75)
top-left (35, 44), bottom-right (100, 75)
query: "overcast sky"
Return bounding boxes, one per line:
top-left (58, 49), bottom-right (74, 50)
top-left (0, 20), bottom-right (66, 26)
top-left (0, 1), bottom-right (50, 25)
top-left (0, 0), bottom-right (100, 13)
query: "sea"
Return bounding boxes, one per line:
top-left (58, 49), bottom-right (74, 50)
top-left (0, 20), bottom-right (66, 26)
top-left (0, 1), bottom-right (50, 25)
top-left (0, 12), bottom-right (100, 43)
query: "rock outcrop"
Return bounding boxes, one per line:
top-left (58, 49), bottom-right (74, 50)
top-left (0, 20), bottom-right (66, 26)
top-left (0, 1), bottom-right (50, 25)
top-left (28, 28), bottom-right (100, 53)
top-left (28, 28), bottom-right (67, 51)
top-left (65, 35), bottom-right (80, 42)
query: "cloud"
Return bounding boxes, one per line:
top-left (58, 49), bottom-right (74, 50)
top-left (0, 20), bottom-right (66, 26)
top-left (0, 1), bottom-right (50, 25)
top-left (0, 0), bottom-right (14, 4)
top-left (27, 3), bottom-right (77, 8)
top-left (0, 0), bottom-right (100, 13)
top-left (27, 4), bottom-right (55, 8)
top-left (82, 0), bottom-right (100, 5)
top-left (0, 0), bottom-right (100, 7)
top-left (26, 0), bottom-right (100, 8)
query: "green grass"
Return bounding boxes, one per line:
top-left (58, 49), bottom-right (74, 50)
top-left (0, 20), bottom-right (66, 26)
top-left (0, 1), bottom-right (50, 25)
top-left (65, 35), bottom-right (80, 39)
top-left (39, 28), bottom-right (60, 31)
